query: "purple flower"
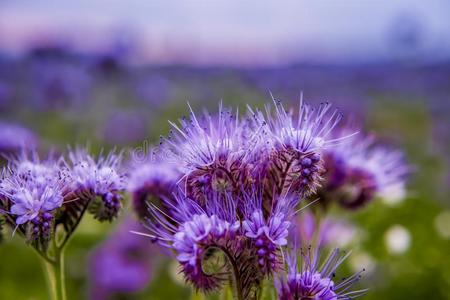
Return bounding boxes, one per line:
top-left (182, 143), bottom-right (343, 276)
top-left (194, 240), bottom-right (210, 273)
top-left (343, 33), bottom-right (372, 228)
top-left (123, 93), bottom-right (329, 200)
top-left (0, 149), bottom-right (127, 251)
top-left (295, 211), bottom-right (356, 248)
top-left (276, 247), bottom-right (366, 300)
top-left (128, 158), bottom-right (181, 219)
top-left (0, 153), bottom-right (68, 243)
top-left (243, 200), bottom-right (293, 275)
top-left (144, 191), bottom-right (240, 292)
top-left (89, 218), bottom-right (156, 300)
top-left (159, 104), bottom-right (260, 204)
top-left (132, 74), bottom-right (173, 107)
top-left (10, 185), bottom-right (63, 225)
top-left (66, 149), bottom-right (126, 221)
top-left (248, 99), bottom-right (344, 202)
top-left (141, 189), bottom-right (298, 297)
top-left (27, 59), bottom-right (92, 111)
top-left (173, 213), bottom-right (240, 291)
top-left (99, 110), bottom-right (148, 145)
top-left (318, 130), bottom-right (409, 209)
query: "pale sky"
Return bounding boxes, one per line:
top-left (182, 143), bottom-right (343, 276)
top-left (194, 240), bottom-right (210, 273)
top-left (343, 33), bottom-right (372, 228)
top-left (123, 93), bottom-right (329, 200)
top-left (0, 0), bottom-right (449, 65)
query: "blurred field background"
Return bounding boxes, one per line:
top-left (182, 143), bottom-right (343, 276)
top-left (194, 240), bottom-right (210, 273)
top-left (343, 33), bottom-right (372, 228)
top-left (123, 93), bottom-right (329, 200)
top-left (0, 1), bottom-right (449, 299)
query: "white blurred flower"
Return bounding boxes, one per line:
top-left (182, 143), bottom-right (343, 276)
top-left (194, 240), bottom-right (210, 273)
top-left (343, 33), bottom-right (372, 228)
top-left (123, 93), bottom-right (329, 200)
top-left (349, 251), bottom-right (376, 274)
top-left (384, 225), bottom-right (411, 255)
top-left (434, 210), bottom-right (450, 239)
top-left (380, 183), bottom-right (407, 206)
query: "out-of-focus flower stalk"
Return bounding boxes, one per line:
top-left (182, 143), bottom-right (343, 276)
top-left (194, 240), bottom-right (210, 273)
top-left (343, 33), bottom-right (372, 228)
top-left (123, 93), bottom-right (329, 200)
top-left (42, 247), bottom-right (66, 300)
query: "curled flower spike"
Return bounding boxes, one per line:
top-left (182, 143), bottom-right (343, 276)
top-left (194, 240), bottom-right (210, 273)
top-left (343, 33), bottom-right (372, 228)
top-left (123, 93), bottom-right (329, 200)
top-left (159, 103), bottom-right (261, 205)
top-left (66, 149), bottom-right (126, 221)
top-left (138, 187), bottom-right (299, 299)
top-left (242, 193), bottom-right (297, 275)
top-left (276, 247), bottom-right (367, 300)
top-left (317, 130), bottom-right (409, 209)
top-left (142, 191), bottom-right (241, 293)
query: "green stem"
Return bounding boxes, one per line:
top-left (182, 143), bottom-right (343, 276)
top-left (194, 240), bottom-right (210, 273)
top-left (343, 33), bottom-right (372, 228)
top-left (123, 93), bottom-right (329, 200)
top-left (42, 249), bottom-right (66, 300)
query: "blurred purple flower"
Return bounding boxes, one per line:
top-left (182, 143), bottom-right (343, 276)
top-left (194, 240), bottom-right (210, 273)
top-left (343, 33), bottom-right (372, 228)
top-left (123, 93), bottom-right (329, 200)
top-left (128, 158), bottom-right (181, 219)
top-left (0, 122), bottom-right (38, 154)
top-left (317, 129), bottom-right (409, 209)
top-left (295, 211), bottom-right (356, 248)
top-left (89, 218), bottom-right (156, 300)
top-left (0, 81), bottom-right (12, 111)
top-left (100, 110), bottom-right (148, 145)
top-left (132, 74), bottom-right (173, 106)
top-left (27, 59), bottom-right (92, 111)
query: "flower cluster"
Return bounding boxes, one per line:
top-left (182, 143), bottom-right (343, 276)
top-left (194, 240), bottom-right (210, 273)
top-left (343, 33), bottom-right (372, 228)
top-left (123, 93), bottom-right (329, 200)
top-left (126, 99), bottom-right (412, 299)
top-left (0, 149), bottom-right (125, 250)
top-left (67, 149), bottom-right (126, 221)
top-left (130, 100), bottom-right (371, 299)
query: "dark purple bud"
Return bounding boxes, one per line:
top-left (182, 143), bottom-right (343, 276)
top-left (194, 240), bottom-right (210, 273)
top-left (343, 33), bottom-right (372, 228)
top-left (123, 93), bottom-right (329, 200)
top-left (301, 157), bottom-right (312, 167)
top-left (42, 212), bottom-right (52, 221)
top-left (311, 153), bottom-right (321, 162)
top-left (256, 239), bottom-right (264, 247)
top-left (257, 249), bottom-right (266, 256)
top-left (302, 168), bottom-right (311, 176)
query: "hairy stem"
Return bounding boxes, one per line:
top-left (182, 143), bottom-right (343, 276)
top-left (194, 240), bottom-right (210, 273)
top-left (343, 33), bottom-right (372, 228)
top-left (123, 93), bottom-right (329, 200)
top-left (216, 246), bottom-right (244, 300)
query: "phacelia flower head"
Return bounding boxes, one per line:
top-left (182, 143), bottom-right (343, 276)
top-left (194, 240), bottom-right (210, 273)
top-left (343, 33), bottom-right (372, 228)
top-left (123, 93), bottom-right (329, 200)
top-left (276, 247), bottom-right (366, 300)
top-left (144, 191), bottom-right (240, 292)
top-left (66, 148), bottom-right (126, 221)
top-left (128, 153), bottom-right (181, 219)
top-left (318, 130), bottom-right (409, 209)
top-left (0, 152), bottom-right (68, 246)
top-left (248, 99), bottom-right (345, 210)
top-left (159, 104), bottom-right (261, 205)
